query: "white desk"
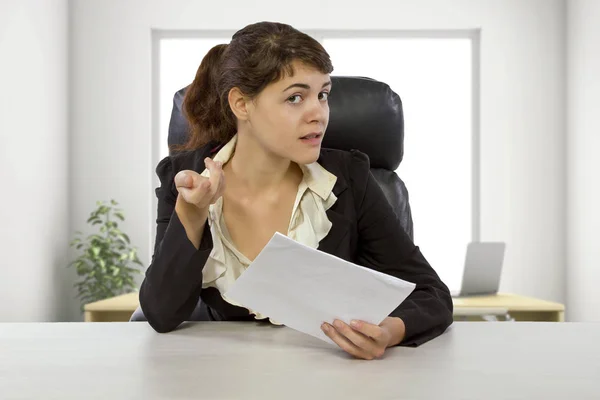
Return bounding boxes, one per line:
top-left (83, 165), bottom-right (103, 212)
top-left (1, 322), bottom-right (598, 399)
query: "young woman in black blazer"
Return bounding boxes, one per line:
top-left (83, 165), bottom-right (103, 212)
top-left (140, 21), bottom-right (453, 360)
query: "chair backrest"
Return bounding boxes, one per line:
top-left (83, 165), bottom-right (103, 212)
top-left (167, 76), bottom-right (413, 239)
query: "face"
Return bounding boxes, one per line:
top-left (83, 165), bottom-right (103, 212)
top-left (242, 61), bottom-right (331, 165)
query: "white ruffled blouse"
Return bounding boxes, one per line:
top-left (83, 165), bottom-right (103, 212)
top-left (199, 135), bottom-right (338, 323)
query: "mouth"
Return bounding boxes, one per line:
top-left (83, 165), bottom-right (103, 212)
top-left (300, 132), bottom-right (323, 140)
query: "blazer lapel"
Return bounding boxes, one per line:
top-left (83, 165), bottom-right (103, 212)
top-left (317, 208), bottom-right (352, 256)
top-left (317, 170), bottom-right (352, 256)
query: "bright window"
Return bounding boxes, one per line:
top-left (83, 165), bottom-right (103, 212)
top-left (159, 37), bottom-right (230, 160)
top-left (323, 37), bottom-right (473, 291)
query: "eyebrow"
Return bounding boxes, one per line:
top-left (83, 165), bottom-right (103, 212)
top-left (282, 80), bottom-right (332, 92)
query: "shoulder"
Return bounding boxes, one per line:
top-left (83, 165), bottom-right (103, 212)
top-left (155, 144), bottom-right (217, 181)
top-left (317, 147), bottom-right (371, 197)
top-left (318, 147), bottom-right (370, 172)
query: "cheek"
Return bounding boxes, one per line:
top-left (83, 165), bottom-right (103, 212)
top-left (264, 107), bottom-right (300, 136)
top-left (322, 104), bottom-right (330, 127)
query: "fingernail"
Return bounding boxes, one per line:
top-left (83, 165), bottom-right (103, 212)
top-left (321, 323), bottom-right (328, 332)
top-left (334, 320), bottom-right (343, 329)
top-left (351, 320), bottom-right (360, 328)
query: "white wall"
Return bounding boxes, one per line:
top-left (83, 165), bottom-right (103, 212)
top-left (0, 0), bottom-right (72, 321)
top-left (566, 0), bottom-right (600, 321)
top-left (69, 0), bottom-right (566, 319)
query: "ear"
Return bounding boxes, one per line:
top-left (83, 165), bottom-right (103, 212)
top-left (228, 87), bottom-right (250, 121)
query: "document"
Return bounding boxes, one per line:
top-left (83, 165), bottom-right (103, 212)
top-left (224, 232), bottom-right (416, 345)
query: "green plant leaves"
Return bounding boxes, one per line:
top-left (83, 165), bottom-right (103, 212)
top-left (67, 199), bottom-right (144, 308)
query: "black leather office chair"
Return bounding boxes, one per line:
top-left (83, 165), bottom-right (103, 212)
top-left (130, 76), bottom-right (413, 322)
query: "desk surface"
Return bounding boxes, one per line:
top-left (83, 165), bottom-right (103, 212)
top-left (1, 322), bottom-right (598, 399)
top-left (84, 291), bottom-right (140, 312)
top-left (453, 292), bottom-right (564, 311)
top-left (84, 291), bottom-right (565, 312)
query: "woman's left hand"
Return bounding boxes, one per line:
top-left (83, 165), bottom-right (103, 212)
top-left (321, 317), bottom-right (406, 360)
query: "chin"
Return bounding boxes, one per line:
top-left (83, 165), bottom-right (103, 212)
top-left (292, 148), bottom-right (321, 165)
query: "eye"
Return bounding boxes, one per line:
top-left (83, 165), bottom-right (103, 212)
top-left (287, 94), bottom-right (302, 104)
top-left (319, 91), bottom-right (330, 101)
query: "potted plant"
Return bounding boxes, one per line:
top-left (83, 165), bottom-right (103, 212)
top-left (68, 199), bottom-right (144, 308)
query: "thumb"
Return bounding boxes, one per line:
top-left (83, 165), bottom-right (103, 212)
top-left (174, 170), bottom-right (193, 189)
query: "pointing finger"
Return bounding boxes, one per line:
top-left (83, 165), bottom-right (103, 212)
top-left (205, 158), bottom-right (224, 196)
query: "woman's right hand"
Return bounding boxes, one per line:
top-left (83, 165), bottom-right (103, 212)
top-left (174, 157), bottom-right (225, 212)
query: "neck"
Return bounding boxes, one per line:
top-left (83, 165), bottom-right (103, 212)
top-left (227, 133), bottom-right (295, 194)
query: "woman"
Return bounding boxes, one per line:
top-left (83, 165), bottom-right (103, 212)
top-left (140, 21), bottom-right (453, 360)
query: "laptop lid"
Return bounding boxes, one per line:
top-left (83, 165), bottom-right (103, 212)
top-left (458, 242), bottom-right (506, 296)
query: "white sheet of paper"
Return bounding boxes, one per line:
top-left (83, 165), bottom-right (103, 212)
top-left (224, 232), bottom-right (416, 345)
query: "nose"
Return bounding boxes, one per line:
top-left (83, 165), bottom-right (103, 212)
top-left (306, 96), bottom-right (328, 126)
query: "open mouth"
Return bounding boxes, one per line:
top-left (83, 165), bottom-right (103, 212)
top-left (300, 133), bottom-right (323, 140)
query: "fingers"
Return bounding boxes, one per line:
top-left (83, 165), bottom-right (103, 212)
top-left (173, 158), bottom-right (225, 208)
top-left (322, 322), bottom-right (371, 360)
top-left (322, 320), bottom-right (388, 360)
top-left (174, 170), bottom-right (194, 190)
top-left (204, 158), bottom-right (225, 201)
top-left (336, 320), bottom-right (385, 359)
top-left (174, 169), bottom-right (210, 206)
top-left (348, 320), bottom-right (386, 343)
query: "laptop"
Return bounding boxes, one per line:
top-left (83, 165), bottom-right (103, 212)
top-left (451, 242), bottom-right (507, 297)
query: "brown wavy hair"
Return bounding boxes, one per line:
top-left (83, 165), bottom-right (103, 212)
top-left (174, 21), bottom-right (334, 152)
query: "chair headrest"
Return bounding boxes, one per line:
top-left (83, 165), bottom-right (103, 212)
top-left (168, 76), bottom-right (404, 170)
top-left (324, 76), bottom-right (404, 169)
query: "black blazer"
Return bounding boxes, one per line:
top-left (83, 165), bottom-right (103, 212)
top-left (139, 145), bottom-right (453, 346)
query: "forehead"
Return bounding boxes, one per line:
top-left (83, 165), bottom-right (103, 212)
top-left (273, 61), bottom-right (330, 87)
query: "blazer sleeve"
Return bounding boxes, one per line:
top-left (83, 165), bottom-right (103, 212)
top-left (350, 151), bottom-right (453, 347)
top-left (139, 156), bottom-right (213, 333)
